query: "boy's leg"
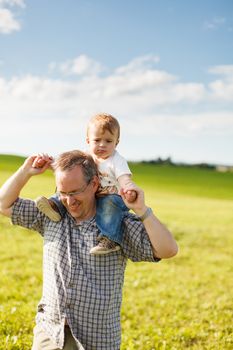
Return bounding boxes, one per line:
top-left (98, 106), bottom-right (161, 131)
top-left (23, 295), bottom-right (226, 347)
top-left (90, 194), bottom-right (128, 255)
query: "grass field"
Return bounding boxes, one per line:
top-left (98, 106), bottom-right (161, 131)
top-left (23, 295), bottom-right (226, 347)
top-left (0, 155), bottom-right (232, 349)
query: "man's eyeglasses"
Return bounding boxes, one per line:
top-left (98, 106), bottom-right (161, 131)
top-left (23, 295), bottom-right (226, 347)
top-left (56, 179), bottom-right (91, 199)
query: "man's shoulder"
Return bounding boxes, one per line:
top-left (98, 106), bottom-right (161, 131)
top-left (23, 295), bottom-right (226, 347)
top-left (11, 197), bottom-right (47, 235)
top-left (12, 197), bottom-right (34, 211)
top-left (123, 211), bottom-right (141, 227)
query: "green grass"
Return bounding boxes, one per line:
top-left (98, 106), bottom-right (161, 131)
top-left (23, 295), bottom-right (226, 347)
top-left (129, 162), bottom-right (233, 200)
top-left (0, 155), bottom-right (233, 349)
top-left (0, 155), bottom-right (26, 172)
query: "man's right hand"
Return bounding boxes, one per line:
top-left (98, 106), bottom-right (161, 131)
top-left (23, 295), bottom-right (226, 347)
top-left (0, 153), bottom-right (54, 217)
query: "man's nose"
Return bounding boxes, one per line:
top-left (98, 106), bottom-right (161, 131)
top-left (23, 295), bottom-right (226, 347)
top-left (67, 195), bottom-right (76, 205)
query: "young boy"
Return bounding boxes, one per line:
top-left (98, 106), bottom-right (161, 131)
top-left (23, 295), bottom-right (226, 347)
top-left (35, 113), bottom-right (137, 254)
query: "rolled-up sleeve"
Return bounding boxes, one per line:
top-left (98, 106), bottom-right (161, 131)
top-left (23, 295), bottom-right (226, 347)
top-left (121, 213), bottom-right (161, 263)
top-left (11, 198), bottom-right (45, 236)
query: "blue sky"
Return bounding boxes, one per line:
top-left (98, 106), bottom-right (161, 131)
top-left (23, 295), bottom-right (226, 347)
top-left (0, 0), bottom-right (232, 164)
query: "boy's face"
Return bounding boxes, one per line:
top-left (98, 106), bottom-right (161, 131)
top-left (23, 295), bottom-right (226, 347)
top-left (87, 125), bottom-right (119, 160)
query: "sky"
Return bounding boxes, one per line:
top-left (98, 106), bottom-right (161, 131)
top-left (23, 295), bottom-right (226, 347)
top-left (0, 0), bottom-right (232, 165)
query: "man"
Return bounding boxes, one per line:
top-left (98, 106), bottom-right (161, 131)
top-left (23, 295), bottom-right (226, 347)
top-left (0, 150), bottom-right (178, 350)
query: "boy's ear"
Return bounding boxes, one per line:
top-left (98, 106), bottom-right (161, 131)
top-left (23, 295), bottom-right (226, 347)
top-left (86, 137), bottom-right (90, 144)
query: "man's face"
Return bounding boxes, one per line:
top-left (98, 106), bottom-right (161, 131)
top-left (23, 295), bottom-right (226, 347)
top-left (55, 165), bottom-right (99, 222)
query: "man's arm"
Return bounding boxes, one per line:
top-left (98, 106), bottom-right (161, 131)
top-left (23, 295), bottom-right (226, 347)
top-left (0, 154), bottom-right (53, 217)
top-left (120, 186), bottom-right (178, 259)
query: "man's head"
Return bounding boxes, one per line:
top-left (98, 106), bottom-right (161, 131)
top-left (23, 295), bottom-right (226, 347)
top-left (86, 113), bottom-right (120, 160)
top-left (53, 150), bottom-right (99, 222)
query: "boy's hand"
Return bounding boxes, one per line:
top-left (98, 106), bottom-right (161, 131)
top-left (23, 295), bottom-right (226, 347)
top-left (32, 154), bottom-right (53, 169)
top-left (125, 189), bottom-right (137, 203)
top-left (120, 186), bottom-right (147, 216)
top-left (20, 154), bottom-right (53, 177)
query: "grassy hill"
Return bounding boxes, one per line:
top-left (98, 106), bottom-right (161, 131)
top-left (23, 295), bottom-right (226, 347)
top-left (130, 162), bottom-right (233, 200)
top-left (0, 154), bottom-right (26, 171)
top-left (0, 155), bottom-right (232, 349)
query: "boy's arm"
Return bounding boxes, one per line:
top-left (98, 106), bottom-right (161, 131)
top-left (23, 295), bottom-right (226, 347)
top-left (118, 174), bottom-right (134, 188)
top-left (118, 174), bottom-right (137, 202)
top-left (0, 154), bottom-right (52, 217)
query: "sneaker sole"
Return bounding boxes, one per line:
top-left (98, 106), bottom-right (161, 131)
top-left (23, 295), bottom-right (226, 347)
top-left (35, 196), bottom-right (61, 222)
top-left (90, 245), bottom-right (121, 255)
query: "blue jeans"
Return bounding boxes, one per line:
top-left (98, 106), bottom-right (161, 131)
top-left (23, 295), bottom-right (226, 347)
top-left (50, 194), bottom-right (129, 245)
top-left (96, 194), bottom-right (129, 245)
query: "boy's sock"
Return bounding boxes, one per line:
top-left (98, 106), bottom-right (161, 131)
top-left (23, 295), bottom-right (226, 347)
top-left (35, 196), bottom-right (61, 222)
top-left (90, 237), bottom-right (120, 255)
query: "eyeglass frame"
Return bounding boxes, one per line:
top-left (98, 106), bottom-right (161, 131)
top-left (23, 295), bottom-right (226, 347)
top-left (55, 178), bottom-right (92, 199)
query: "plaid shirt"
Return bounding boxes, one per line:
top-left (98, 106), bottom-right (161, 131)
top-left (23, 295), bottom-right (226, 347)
top-left (12, 198), bottom-right (160, 350)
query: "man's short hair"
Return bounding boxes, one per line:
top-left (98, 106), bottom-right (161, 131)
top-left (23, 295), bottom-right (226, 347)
top-left (53, 150), bottom-right (98, 183)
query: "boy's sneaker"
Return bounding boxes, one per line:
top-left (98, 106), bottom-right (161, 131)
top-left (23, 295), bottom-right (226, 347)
top-left (90, 237), bottom-right (120, 255)
top-left (35, 196), bottom-right (61, 222)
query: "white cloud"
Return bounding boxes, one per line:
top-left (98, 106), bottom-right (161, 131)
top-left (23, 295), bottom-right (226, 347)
top-left (98, 56), bottom-right (205, 103)
top-left (0, 8), bottom-right (20, 33)
top-left (0, 0), bottom-right (25, 34)
top-left (208, 65), bottom-right (233, 77)
top-left (102, 69), bottom-right (174, 97)
top-left (204, 17), bottom-right (226, 30)
top-left (209, 80), bottom-right (233, 100)
top-left (0, 0), bottom-right (25, 7)
top-left (135, 111), bottom-right (233, 136)
top-left (0, 56), bottom-right (232, 162)
top-left (115, 54), bottom-right (160, 74)
top-left (49, 55), bottom-right (104, 76)
top-left (208, 65), bottom-right (233, 101)
top-left (0, 57), bottom-right (231, 121)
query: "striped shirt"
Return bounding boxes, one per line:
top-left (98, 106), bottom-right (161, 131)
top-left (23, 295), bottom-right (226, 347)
top-left (12, 198), bottom-right (160, 350)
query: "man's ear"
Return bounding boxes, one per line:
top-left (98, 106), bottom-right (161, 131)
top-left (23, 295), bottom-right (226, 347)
top-left (92, 175), bottom-right (100, 192)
